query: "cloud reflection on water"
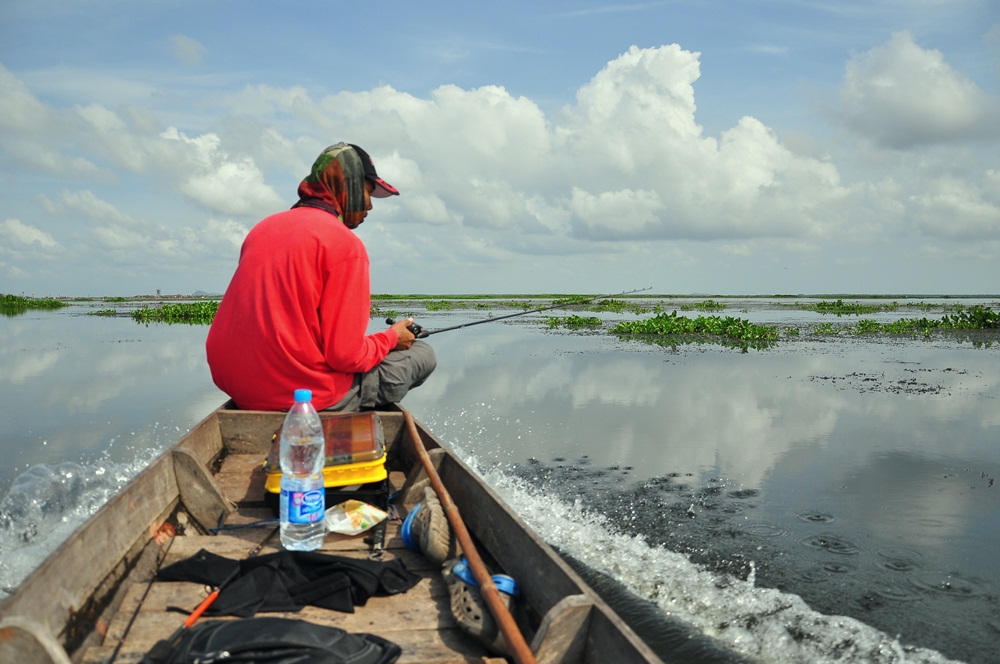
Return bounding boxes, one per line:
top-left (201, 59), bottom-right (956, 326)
top-left (405, 324), bottom-right (1000, 572)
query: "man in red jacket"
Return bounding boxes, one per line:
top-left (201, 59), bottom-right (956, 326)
top-left (206, 143), bottom-right (436, 411)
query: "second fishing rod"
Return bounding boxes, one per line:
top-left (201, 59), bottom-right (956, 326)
top-left (386, 287), bottom-right (651, 338)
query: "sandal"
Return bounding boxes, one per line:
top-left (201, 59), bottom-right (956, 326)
top-left (444, 557), bottom-right (519, 655)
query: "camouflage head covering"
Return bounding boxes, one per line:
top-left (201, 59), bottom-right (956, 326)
top-left (294, 143), bottom-right (367, 228)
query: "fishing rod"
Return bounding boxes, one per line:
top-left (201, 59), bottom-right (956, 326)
top-left (386, 287), bottom-right (651, 338)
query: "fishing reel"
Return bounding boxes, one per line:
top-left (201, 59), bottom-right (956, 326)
top-left (385, 318), bottom-right (427, 338)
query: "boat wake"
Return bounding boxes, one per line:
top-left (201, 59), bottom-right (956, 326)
top-left (0, 444), bottom-right (166, 600)
top-left (462, 459), bottom-right (963, 664)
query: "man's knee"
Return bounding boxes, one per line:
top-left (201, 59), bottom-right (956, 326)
top-left (409, 341), bottom-right (437, 383)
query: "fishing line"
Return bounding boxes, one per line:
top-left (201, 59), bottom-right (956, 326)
top-left (387, 287), bottom-right (651, 338)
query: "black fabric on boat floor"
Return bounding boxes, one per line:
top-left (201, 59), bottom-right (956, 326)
top-left (141, 616), bottom-right (402, 664)
top-left (158, 549), bottom-right (421, 617)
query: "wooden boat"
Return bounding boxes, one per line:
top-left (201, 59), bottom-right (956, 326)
top-left (0, 405), bottom-right (662, 663)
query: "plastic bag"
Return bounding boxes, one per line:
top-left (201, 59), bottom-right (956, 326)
top-left (325, 499), bottom-right (388, 535)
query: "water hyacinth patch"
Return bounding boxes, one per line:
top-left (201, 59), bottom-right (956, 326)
top-left (1, 293), bottom-right (68, 315)
top-left (807, 299), bottom-right (898, 316)
top-left (680, 299), bottom-right (727, 312)
top-left (546, 315), bottom-right (603, 330)
top-left (611, 311), bottom-right (779, 352)
top-left (130, 301), bottom-right (219, 325)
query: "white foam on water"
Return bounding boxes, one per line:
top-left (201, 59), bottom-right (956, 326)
top-left (466, 458), bottom-right (963, 664)
top-left (0, 425), bottom-right (180, 599)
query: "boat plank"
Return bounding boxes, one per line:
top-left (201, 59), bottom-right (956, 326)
top-left (172, 448), bottom-right (233, 532)
top-left (160, 529), bottom-right (440, 573)
top-left (91, 573), bottom-right (490, 663)
top-left (215, 452), bottom-right (268, 505)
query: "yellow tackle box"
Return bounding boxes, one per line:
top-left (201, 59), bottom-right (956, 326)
top-left (263, 411), bottom-right (388, 507)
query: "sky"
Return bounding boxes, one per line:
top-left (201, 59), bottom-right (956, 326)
top-left (1, 0), bottom-right (998, 297)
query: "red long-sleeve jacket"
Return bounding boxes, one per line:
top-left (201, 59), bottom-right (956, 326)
top-left (206, 206), bottom-right (397, 410)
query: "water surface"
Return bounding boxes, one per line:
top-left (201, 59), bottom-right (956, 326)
top-left (2, 299), bottom-right (998, 663)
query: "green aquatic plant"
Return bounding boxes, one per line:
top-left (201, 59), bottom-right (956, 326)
top-left (845, 306), bottom-right (1000, 338)
top-left (611, 311), bottom-right (778, 352)
top-left (130, 301), bottom-right (219, 325)
top-left (806, 299), bottom-right (898, 316)
top-left (680, 299), bottom-right (727, 312)
top-left (424, 300), bottom-right (454, 311)
top-left (88, 309), bottom-right (118, 317)
top-left (546, 315), bottom-right (603, 330)
top-left (585, 298), bottom-right (649, 314)
top-left (941, 305), bottom-right (1000, 329)
top-left (1, 293), bottom-right (68, 315)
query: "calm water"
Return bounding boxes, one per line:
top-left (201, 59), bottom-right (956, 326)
top-left (2, 299), bottom-right (999, 663)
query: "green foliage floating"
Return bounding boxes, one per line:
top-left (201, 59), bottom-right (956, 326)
top-left (848, 306), bottom-right (1000, 336)
top-left (546, 315), bottom-right (603, 330)
top-left (1, 293), bottom-right (68, 315)
top-left (130, 301), bottom-right (219, 325)
top-left (680, 299), bottom-right (727, 312)
top-left (611, 311), bottom-right (779, 352)
top-left (807, 299), bottom-right (897, 315)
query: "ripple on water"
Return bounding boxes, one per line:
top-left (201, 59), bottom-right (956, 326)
top-left (876, 547), bottom-right (924, 573)
top-left (822, 561), bottom-right (856, 574)
top-left (798, 532), bottom-right (862, 555)
top-left (740, 522), bottom-right (788, 538)
top-left (799, 567), bottom-right (832, 583)
top-left (871, 582), bottom-right (925, 602)
top-left (908, 571), bottom-right (990, 598)
top-left (796, 510), bottom-right (837, 523)
top-left (718, 502), bottom-right (751, 515)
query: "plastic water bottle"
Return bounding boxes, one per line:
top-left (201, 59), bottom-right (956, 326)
top-left (279, 388), bottom-right (326, 550)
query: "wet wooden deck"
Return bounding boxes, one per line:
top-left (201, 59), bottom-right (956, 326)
top-left (80, 454), bottom-right (504, 663)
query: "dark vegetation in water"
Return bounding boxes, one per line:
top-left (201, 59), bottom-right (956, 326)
top-left (0, 293), bottom-right (68, 316)
top-left (545, 315), bottom-right (603, 330)
top-left (509, 456), bottom-right (997, 664)
top-left (612, 312), bottom-right (780, 352)
top-left (64, 294), bottom-right (1000, 352)
top-left (130, 301), bottom-right (219, 325)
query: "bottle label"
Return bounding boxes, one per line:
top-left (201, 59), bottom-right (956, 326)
top-left (280, 485), bottom-right (325, 524)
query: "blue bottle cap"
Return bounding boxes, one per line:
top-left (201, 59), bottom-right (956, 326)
top-left (294, 388), bottom-right (312, 403)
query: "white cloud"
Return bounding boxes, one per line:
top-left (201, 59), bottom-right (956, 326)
top-left (1, 34), bottom-right (998, 294)
top-left (0, 218), bottom-right (60, 249)
top-left (40, 189), bottom-right (132, 225)
top-left (910, 176), bottom-right (1000, 240)
top-left (837, 31), bottom-right (999, 148)
top-left (160, 127), bottom-right (286, 216)
top-left (169, 35), bottom-right (205, 67)
top-left (0, 63), bottom-right (51, 133)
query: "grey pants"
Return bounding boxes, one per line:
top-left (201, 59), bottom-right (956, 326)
top-left (327, 341), bottom-right (436, 411)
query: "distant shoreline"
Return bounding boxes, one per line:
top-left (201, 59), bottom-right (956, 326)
top-left (24, 292), bottom-right (1000, 301)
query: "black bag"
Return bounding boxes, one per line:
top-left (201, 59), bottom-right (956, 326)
top-left (142, 616), bottom-right (401, 664)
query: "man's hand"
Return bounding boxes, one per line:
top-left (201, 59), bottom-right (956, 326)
top-left (390, 318), bottom-right (416, 350)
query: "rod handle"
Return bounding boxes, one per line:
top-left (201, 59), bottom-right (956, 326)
top-left (385, 318), bottom-right (426, 338)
